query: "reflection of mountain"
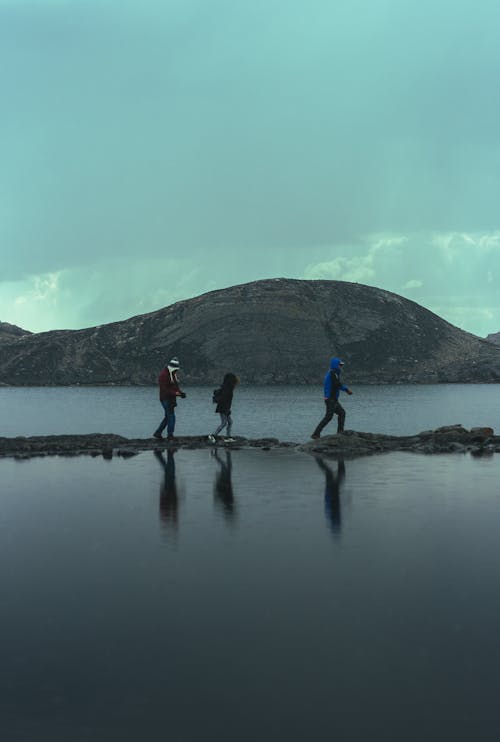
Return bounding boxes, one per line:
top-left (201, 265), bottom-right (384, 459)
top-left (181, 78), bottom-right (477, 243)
top-left (315, 458), bottom-right (346, 536)
top-left (2, 279), bottom-right (500, 385)
top-left (213, 450), bottom-right (235, 522)
top-left (154, 450), bottom-right (179, 532)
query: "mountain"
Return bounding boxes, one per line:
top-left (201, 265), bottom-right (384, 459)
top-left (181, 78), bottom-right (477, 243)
top-left (0, 322), bottom-right (32, 342)
top-left (486, 332), bottom-right (500, 346)
top-left (1, 279), bottom-right (500, 385)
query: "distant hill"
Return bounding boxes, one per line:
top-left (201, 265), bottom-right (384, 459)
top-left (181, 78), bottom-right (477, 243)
top-left (486, 332), bottom-right (500, 346)
top-left (1, 279), bottom-right (500, 385)
top-left (0, 322), bottom-right (32, 342)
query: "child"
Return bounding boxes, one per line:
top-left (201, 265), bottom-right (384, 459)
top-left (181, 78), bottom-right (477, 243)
top-left (208, 373), bottom-right (239, 443)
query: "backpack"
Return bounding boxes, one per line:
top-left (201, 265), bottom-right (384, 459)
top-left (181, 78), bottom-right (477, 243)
top-left (212, 388), bottom-right (223, 404)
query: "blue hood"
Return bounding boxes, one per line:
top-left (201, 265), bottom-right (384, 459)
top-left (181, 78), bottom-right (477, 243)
top-left (329, 357), bottom-right (343, 371)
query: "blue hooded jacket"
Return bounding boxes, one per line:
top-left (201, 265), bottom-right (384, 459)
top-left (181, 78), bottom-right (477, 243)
top-left (323, 358), bottom-right (349, 400)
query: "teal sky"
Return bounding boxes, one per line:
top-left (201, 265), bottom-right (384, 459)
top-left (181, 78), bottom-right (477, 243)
top-left (1, 0), bottom-right (500, 336)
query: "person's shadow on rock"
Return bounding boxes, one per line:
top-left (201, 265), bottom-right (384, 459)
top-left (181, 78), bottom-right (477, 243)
top-left (315, 457), bottom-right (346, 537)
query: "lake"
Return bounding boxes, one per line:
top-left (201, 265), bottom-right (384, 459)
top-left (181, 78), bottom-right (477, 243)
top-left (0, 383), bottom-right (499, 439)
top-left (1, 385), bottom-right (500, 740)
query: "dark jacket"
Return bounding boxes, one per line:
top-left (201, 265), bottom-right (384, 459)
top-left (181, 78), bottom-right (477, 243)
top-left (215, 385), bottom-right (233, 414)
top-left (214, 373), bottom-right (238, 414)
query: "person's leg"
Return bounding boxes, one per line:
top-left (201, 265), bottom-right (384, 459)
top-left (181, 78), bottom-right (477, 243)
top-left (312, 399), bottom-right (335, 437)
top-left (226, 414), bottom-right (233, 437)
top-left (167, 407), bottom-right (176, 437)
top-left (336, 402), bottom-right (346, 433)
top-left (213, 413), bottom-right (228, 436)
top-left (154, 400), bottom-right (170, 437)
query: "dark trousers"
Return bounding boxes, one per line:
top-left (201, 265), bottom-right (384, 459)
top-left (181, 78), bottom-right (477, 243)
top-left (156, 400), bottom-right (176, 436)
top-left (313, 399), bottom-right (346, 436)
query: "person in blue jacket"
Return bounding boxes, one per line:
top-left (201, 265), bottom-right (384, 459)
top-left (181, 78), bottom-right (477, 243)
top-left (311, 357), bottom-right (353, 438)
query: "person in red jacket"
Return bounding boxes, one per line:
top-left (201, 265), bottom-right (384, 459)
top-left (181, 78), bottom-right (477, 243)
top-left (153, 357), bottom-right (186, 441)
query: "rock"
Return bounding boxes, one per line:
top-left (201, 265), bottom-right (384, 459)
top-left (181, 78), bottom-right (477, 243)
top-left (486, 332), bottom-right (500, 346)
top-left (470, 427), bottom-right (494, 437)
top-left (0, 321), bottom-right (32, 342)
top-left (0, 426), bottom-right (499, 460)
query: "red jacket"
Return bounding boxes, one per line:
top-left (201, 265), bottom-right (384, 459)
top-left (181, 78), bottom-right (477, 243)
top-left (158, 368), bottom-right (183, 401)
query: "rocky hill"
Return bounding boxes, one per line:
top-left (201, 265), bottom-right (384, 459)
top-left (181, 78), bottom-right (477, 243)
top-left (0, 321), bottom-right (31, 342)
top-left (1, 279), bottom-right (500, 385)
top-left (486, 332), bottom-right (500, 346)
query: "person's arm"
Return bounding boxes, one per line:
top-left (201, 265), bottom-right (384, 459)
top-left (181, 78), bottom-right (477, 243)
top-left (324, 372), bottom-right (332, 399)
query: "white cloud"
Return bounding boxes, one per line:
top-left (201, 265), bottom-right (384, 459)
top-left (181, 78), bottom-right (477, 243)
top-left (14, 272), bottom-right (61, 306)
top-left (0, 257), bottom-right (207, 332)
top-left (304, 255), bottom-right (376, 282)
top-left (402, 279), bottom-right (423, 289)
top-left (432, 230), bottom-right (500, 263)
top-left (303, 233), bottom-right (407, 283)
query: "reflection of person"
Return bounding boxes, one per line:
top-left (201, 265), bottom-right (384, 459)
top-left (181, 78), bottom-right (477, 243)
top-left (154, 449), bottom-right (179, 529)
top-left (212, 449), bottom-right (235, 521)
top-left (315, 457), bottom-right (345, 535)
top-left (208, 372), bottom-right (239, 443)
top-left (311, 357), bottom-right (352, 439)
top-left (153, 357), bottom-right (186, 441)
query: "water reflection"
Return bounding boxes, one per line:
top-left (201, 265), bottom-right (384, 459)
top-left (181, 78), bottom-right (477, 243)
top-left (315, 457), bottom-right (346, 536)
top-left (154, 449), bottom-right (179, 533)
top-left (212, 449), bottom-right (236, 522)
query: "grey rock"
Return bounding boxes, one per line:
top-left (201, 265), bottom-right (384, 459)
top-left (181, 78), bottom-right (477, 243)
top-left (2, 279), bottom-right (500, 385)
top-left (1, 425), bottom-right (499, 459)
top-left (486, 332), bottom-right (500, 346)
top-left (0, 321), bottom-right (32, 342)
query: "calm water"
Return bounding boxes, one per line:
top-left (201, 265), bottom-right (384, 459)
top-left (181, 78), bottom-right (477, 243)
top-left (1, 448), bottom-right (500, 740)
top-left (0, 383), bottom-right (499, 439)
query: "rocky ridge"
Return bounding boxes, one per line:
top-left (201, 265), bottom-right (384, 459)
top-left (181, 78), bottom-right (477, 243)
top-left (2, 279), bottom-right (500, 385)
top-left (1, 425), bottom-right (497, 460)
top-left (486, 331), bottom-right (500, 346)
top-left (0, 321), bottom-right (31, 342)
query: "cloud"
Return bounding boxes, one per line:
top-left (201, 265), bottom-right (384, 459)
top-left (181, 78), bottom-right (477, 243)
top-left (2, 1), bottom-right (500, 338)
top-left (14, 271), bottom-right (61, 306)
top-left (304, 234), bottom-right (407, 283)
top-left (0, 257), bottom-right (206, 332)
top-left (302, 230), bottom-right (500, 336)
top-left (402, 279), bottom-right (423, 290)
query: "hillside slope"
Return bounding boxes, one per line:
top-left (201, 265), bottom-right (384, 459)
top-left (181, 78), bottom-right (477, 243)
top-left (1, 279), bottom-right (500, 385)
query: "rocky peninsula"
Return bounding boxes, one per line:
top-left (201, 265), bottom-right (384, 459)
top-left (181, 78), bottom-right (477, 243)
top-left (1, 425), bottom-right (497, 460)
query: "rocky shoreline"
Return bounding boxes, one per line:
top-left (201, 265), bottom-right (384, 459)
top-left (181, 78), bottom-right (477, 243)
top-left (1, 425), bottom-right (498, 460)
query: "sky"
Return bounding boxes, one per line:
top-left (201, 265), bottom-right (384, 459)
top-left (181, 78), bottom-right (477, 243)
top-left (1, 0), bottom-right (500, 336)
